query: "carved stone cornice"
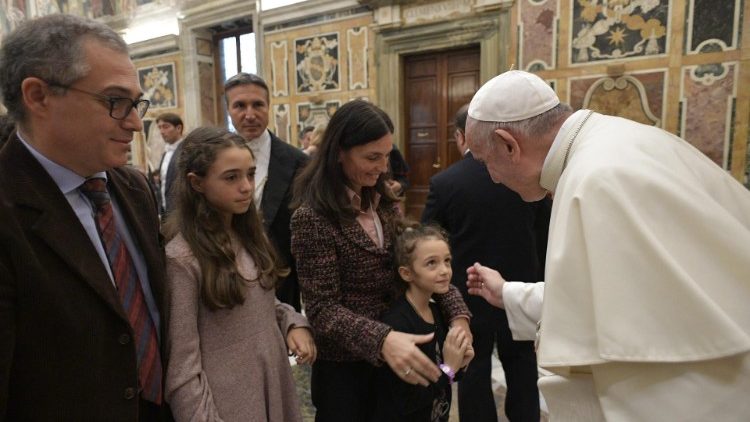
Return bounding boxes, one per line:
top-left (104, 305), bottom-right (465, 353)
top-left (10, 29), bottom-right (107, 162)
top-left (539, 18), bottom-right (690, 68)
top-left (366, 0), bottom-right (512, 32)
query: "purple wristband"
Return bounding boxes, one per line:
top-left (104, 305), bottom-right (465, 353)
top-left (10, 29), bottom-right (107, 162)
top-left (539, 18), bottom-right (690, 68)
top-left (439, 363), bottom-right (456, 384)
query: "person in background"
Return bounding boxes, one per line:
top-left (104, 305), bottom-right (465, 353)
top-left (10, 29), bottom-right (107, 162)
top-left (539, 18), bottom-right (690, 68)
top-left (422, 104), bottom-right (549, 421)
top-left (164, 127), bottom-right (315, 421)
top-left (156, 112), bottom-right (184, 215)
top-left (373, 221), bottom-right (473, 422)
top-left (303, 123), bottom-right (325, 156)
top-left (386, 144), bottom-right (409, 197)
top-left (290, 100), bottom-right (471, 421)
top-left (299, 125), bottom-right (314, 150)
top-left (465, 70), bottom-right (750, 420)
top-left (0, 14), bottom-right (170, 420)
top-left (224, 72), bottom-right (308, 312)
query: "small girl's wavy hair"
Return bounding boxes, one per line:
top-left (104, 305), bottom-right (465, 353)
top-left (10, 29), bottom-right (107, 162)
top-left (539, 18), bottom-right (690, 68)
top-left (391, 218), bottom-right (449, 269)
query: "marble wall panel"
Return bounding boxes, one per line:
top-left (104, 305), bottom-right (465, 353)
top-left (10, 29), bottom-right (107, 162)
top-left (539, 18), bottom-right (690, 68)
top-left (685, 0), bottom-right (740, 54)
top-left (518, 0), bottom-right (559, 71)
top-left (271, 40), bottom-right (289, 97)
top-left (295, 32), bottom-right (340, 93)
top-left (569, 71), bottom-right (665, 126)
top-left (347, 26), bottom-right (368, 89)
top-left (297, 100), bottom-right (339, 136)
top-left (138, 62), bottom-right (178, 109)
top-left (198, 61), bottom-right (216, 126)
top-left (570, 0), bottom-right (669, 64)
top-left (273, 104), bottom-right (291, 143)
top-left (680, 61), bottom-right (738, 167)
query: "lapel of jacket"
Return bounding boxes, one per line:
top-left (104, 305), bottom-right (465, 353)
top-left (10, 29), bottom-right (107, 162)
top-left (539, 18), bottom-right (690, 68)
top-left (3, 136), bottom-right (126, 319)
top-left (261, 132), bottom-right (295, 230)
top-left (339, 207), bottom-right (393, 256)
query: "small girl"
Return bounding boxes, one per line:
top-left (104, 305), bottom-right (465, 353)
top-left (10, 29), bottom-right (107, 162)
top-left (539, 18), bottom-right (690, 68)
top-left (164, 127), bottom-right (316, 422)
top-left (374, 221), bottom-right (474, 422)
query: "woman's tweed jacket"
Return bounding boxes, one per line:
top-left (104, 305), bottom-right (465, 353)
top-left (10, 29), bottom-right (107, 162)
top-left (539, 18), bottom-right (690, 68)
top-left (291, 204), bottom-right (470, 365)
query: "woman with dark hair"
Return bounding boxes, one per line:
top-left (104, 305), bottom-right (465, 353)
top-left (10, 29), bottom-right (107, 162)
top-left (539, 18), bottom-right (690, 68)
top-left (290, 100), bottom-right (471, 421)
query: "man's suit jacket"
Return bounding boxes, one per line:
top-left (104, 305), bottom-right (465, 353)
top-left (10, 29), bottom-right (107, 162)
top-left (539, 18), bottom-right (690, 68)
top-left (421, 151), bottom-right (550, 320)
top-left (0, 136), bottom-right (169, 421)
top-left (262, 132), bottom-right (308, 311)
top-left (163, 145), bottom-right (180, 215)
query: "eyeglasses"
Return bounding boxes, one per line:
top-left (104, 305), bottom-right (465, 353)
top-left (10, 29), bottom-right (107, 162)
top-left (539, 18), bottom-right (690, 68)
top-left (47, 82), bottom-right (150, 120)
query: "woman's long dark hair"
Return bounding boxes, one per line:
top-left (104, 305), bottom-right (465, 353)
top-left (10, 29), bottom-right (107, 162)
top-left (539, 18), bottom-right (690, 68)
top-left (291, 100), bottom-right (399, 223)
top-left (165, 127), bottom-right (289, 310)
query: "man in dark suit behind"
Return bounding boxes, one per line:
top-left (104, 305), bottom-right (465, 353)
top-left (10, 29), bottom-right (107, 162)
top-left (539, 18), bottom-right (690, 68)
top-left (422, 104), bottom-right (550, 421)
top-left (0, 15), bottom-right (171, 421)
top-left (224, 73), bottom-right (308, 312)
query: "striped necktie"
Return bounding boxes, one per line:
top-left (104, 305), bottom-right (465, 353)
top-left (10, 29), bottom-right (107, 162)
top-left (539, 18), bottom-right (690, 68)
top-left (80, 177), bottom-right (163, 404)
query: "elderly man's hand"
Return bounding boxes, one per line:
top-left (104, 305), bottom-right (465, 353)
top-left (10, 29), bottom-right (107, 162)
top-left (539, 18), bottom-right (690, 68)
top-left (466, 262), bottom-right (506, 309)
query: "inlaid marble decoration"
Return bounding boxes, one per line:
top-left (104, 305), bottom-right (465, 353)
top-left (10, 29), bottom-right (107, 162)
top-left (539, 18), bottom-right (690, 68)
top-left (138, 63), bottom-right (177, 109)
top-left (297, 101), bottom-right (339, 136)
top-left (295, 32), bottom-right (340, 93)
top-left (198, 61), bottom-right (216, 125)
top-left (570, 0), bottom-right (669, 64)
top-left (273, 104), bottom-right (291, 143)
top-left (271, 41), bottom-right (289, 97)
top-left (518, 0), bottom-right (559, 71)
top-left (685, 0), bottom-right (740, 54)
top-left (347, 26), bottom-right (368, 89)
top-left (680, 62), bottom-right (738, 167)
top-left (569, 71), bottom-right (665, 126)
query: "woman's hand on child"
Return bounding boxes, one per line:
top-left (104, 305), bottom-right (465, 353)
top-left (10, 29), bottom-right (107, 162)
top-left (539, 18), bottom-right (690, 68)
top-left (449, 317), bottom-right (472, 345)
top-left (382, 330), bottom-right (441, 387)
top-left (287, 327), bottom-right (317, 365)
top-left (442, 327), bottom-right (469, 372)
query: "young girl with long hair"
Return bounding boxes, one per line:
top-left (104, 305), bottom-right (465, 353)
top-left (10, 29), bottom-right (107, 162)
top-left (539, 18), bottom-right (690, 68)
top-left (373, 221), bottom-right (474, 422)
top-left (164, 127), bottom-right (316, 422)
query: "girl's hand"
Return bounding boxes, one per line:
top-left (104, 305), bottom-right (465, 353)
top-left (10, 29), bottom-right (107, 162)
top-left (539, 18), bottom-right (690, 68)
top-left (461, 344), bottom-right (475, 369)
top-left (442, 327), bottom-right (468, 372)
top-left (382, 330), bottom-right (441, 386)
top-left (287, 327), bottom-right (317, 365)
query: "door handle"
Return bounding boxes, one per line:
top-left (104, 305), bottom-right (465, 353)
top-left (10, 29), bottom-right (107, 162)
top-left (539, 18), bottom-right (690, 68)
top-left (417, 131), bottom-right (429, 138)
top-left (432, 156), bottom-right (441, 169)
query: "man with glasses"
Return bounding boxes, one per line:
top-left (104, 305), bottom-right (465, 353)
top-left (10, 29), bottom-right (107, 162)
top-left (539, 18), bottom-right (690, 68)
top-left (224, 73), bottom-right (308, 312)
top-left (0, 15), bottom-right (171, 421)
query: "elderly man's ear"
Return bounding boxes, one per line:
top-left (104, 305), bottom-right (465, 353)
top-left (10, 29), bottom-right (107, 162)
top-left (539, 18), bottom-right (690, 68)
top-left (494, 128), bottom-right (520, 160)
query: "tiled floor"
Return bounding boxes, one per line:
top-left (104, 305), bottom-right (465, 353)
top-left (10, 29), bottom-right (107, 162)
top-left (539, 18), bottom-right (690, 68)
top-left (291, 355), bottom-right (549, 422)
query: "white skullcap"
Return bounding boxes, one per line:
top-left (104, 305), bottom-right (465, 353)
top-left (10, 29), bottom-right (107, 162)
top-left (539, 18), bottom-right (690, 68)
top-left (468, 70), bottom-right (559, 122)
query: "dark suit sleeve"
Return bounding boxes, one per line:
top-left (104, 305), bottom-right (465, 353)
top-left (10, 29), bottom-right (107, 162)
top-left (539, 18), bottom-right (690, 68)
top-left (0, 207), bottom-right (19, 417)
top-left (421, 177), bottom-right (444, 228)
top-left (388, 146), bottom-right (409, 191)
top-left (0, 257), bottom-right (14, 418)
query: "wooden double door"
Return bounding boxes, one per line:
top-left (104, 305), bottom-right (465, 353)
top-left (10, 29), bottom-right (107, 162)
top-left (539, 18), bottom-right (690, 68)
top-left (403, 46), bottom-right (480, 219)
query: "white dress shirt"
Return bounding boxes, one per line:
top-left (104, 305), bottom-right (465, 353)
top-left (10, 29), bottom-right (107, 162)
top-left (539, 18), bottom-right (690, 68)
top-left (246, 130), bottom-right (272, 209)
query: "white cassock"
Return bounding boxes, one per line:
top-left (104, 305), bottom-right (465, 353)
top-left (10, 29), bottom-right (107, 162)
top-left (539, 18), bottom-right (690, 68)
top-left (506, 110), bottom-right (750, 421)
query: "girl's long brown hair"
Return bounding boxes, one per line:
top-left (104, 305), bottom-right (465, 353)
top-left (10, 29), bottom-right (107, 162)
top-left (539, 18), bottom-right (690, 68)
top-left (165, 127), bottom-right (289, 310)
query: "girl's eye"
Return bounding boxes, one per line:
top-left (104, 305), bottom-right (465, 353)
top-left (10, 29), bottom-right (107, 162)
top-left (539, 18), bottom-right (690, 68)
top-left (225, 174), bottom-right (237, 181)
